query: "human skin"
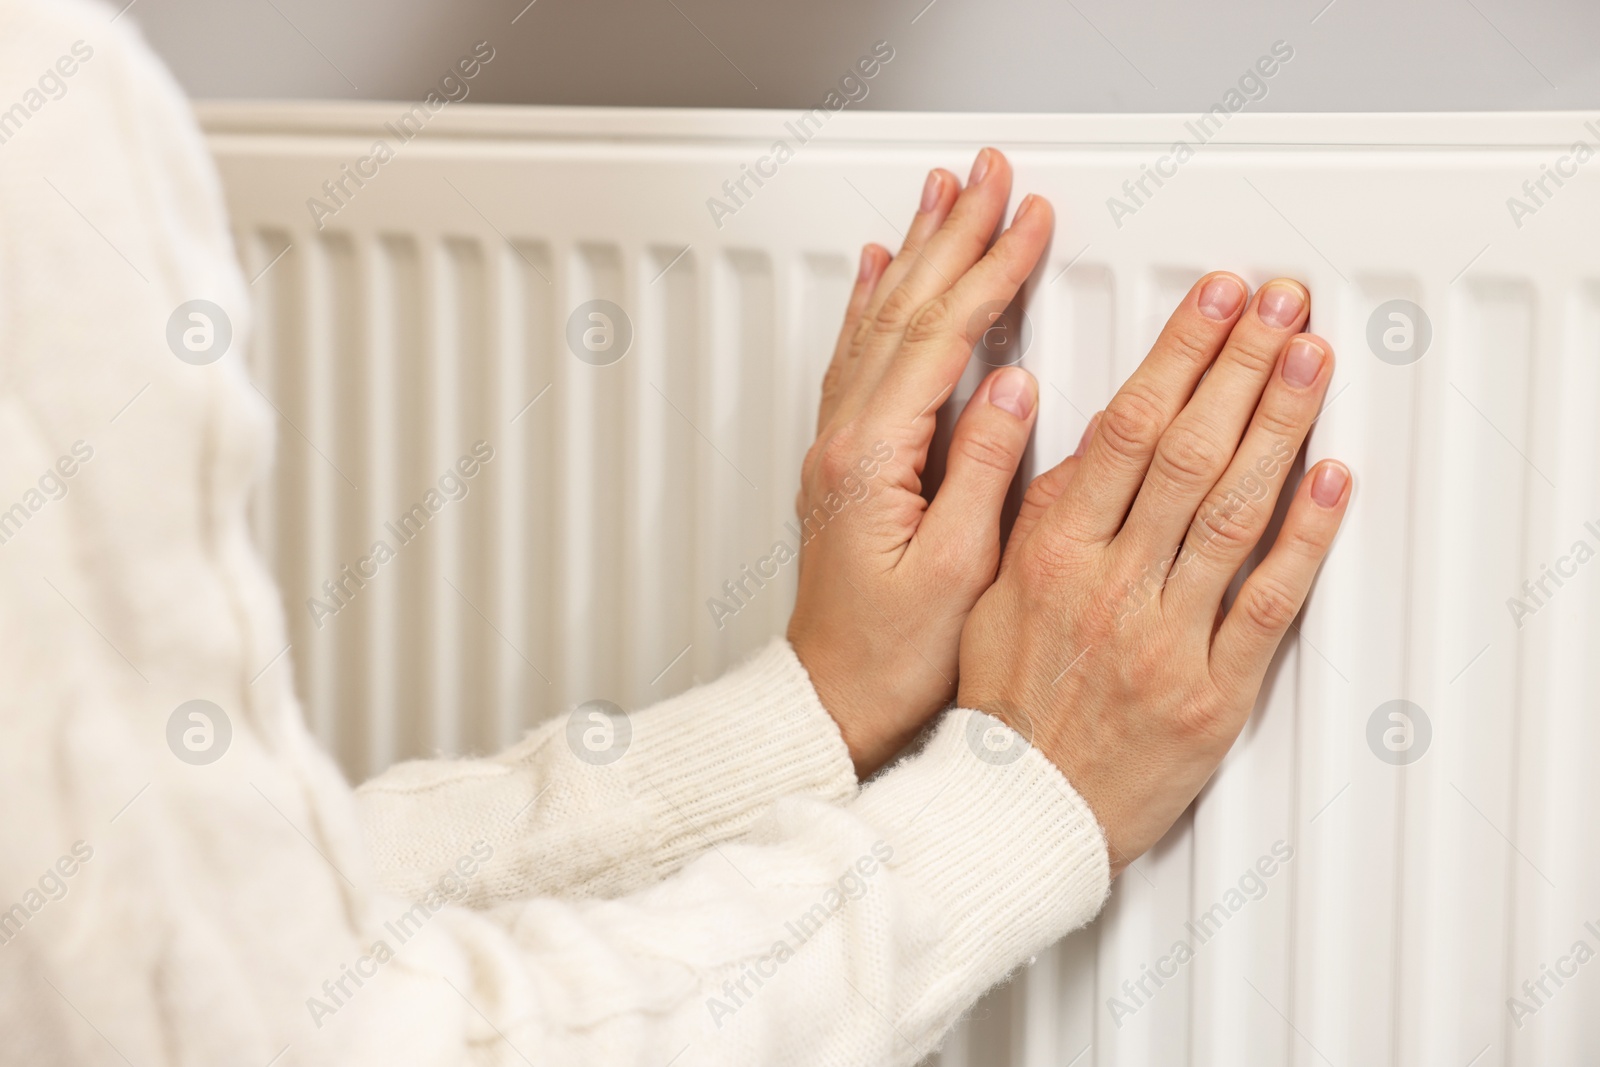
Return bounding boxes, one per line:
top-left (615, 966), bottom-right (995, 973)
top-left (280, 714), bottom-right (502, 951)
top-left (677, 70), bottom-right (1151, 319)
top-left (958, 274), bottom-right (1350, 876)
top-left (787, 147), bottom-right (1049, 778)
top-left (788, 149), bottom-right (1351, 838)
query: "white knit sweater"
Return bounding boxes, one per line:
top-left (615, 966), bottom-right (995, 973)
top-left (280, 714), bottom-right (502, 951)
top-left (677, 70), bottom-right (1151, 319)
top-left (0, 3), bottom-right (1111, 1064)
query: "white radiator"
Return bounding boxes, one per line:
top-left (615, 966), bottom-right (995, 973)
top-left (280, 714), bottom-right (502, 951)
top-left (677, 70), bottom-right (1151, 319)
top-left (199, 104), bottom-right (1600, 1067)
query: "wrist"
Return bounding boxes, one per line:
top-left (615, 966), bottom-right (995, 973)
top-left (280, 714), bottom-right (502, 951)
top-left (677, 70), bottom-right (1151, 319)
top-left (788, 628), bottom-right (912, 779)
top-left (956, 687), bottom-right (1131, 875)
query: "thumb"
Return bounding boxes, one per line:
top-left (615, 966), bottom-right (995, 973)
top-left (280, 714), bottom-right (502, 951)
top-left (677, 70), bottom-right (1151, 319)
top-left (917, 367), bottom-right (1038, 577)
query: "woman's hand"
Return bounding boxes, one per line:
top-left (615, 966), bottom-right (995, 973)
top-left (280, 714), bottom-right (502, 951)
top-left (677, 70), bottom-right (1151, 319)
top-left (788, 148), bottom-right (1059, 779)
top-left (957, 273), bottom-right (1352, 875)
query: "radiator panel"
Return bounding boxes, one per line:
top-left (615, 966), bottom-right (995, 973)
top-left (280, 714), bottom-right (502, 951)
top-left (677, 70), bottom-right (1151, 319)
top-left (205, 106), bottom-right (1600, 1067)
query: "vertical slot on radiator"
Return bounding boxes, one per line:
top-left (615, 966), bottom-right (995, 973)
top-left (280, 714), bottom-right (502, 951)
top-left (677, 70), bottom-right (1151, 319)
top-left (509, 241), bottom-right (559, 737)
top-left (439, 237), bottom-right (496, 756)
top-left (278, 233), bottom-right (361, 758)
top-left (359, 236), bottom-right (401, 776)
top-left (1400, 278), bottom-right (1537, 1065)
top-left (382, 236), bottom-right (433, 766)
top-left (562, 243), bottom-right (630, 714)
top-left (1292, 273), bottom-right (1423, 1067)
top-left (794, 253), bottom-right (851, 458)
top-left (322, 235), bottom-right (369, 776)
top-left (632, 244), bottom-right (700, 703)
top-left (966, 994), bottom-right (1016, 1067)
top-left (695, 250), bottom-right (774, 673)
top-left (484, 240), bottom-right (556, 746)
top-left (422, 238), bottom-right (463, 758)
top-left (1508, 282), bottom-right (1600, 1065)
top-left (1035, 263), bottom-right (1114, 469)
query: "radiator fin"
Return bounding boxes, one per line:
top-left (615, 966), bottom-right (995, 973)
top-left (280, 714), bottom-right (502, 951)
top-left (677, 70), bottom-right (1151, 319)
top-left (211, 115), bottom-right (1600, 1067)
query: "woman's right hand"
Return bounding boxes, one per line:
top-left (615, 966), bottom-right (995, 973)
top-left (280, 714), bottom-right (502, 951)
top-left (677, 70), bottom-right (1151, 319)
top-left (956, 273), bottom-right (1352, 875)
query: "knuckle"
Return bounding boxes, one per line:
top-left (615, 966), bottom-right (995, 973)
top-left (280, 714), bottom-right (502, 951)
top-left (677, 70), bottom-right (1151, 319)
top-left (1226, 335), bottom-right (1281, 375)
top-left (1253, 402), bottom-right (1305, 443)
top-left (814, 435), bottom-right (861, 486)
top-left (1124, 634), bottom-right (1168, 678)
top-left (872, 284), bottom-right (921, 332)
top-left (1238, 575), bottom-right (1300, 635)
top-left (1193, 492), bottom-right (1260, 555)
top-left (1100, 387), bottom-right (1166, 462)
top-left (994, 239), bottom-right (1036, 289)
top-left (1163, 325), bottom-right (1217, 369)
top-left (850, 312), bottom-right (875, 350)
top-left (1021, 466), bottom-right (1069, 515)
top-left (1283, 517), bottom-right (1336, 559)
top-left (1019, 534), bottom-right (1082, 586)
top-left (1110, 552), bottom-right (1166, 625)
top-left (939, 201), bottom-right (989, 255)
top-left (1154, 423), bottom-right (1227, 487)
top-left (903, 296), bottom-right (953, 347)
top-left (953, 428), bottom-right (1019, 476)
top-left (1174, 693), bottom-right (1233, 744)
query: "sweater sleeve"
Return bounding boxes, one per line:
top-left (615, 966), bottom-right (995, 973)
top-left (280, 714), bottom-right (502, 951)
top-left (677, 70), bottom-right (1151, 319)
top-left (434, 707), bottom-right (1113, 1066)
top-left (0, 6), bottom-right (1113, 1063)
top-left (355, 639), bottom-right (860, 905)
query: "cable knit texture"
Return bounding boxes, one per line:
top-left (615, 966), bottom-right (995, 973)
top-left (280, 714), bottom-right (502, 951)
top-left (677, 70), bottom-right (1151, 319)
top-left (0, 2), bottom-right (1111, 1064)
top-left (357, 638), bottom-right (862, 905)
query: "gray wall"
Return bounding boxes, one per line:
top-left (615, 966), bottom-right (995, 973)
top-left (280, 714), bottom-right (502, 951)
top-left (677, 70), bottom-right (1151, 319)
top-left (129, 0), bottom-right (1600, 111)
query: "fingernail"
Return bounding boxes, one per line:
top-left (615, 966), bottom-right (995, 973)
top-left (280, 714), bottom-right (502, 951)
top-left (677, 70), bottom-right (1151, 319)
top-left (1074, 412), bottom-right (1102, 457)
top-left (1310, 462), bottom-right (1348, 507)
top-left (920, 170), bottom-right (942, 213)
top-left (969, 148), bottom-right (992, 186)
top-left (988, 367), bottom-right (1036, 419)
top-left (1013, 194), bottom-right (1037, 224)
top-left (858, 246), bottom-right (876, 281)
top-left (1198, 275), bottom-right (1245, 320)
top-left (1281, 337), bottom-right (1325, 388)
top-left (1258, 282), bottom-right (1307, 329)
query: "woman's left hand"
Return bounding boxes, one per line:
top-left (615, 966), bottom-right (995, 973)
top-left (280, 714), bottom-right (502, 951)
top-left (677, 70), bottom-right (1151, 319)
top-left (788, 148), bottom-right (1071, 778)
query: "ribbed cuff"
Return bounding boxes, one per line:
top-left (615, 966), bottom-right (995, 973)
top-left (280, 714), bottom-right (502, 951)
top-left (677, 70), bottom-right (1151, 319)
top-left (853, 707), bottom-right (1111, 1007)
top-left (628, 638), bottom-right (860, 877)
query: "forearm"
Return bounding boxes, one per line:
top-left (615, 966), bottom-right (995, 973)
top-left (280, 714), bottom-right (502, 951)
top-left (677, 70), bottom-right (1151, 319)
top-left (423, 708), bottom-right (1109, 1066)
top-left (356, 639), bottom-right (859, 905)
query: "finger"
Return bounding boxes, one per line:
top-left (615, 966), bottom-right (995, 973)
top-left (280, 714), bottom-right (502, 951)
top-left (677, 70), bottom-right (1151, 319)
top-left (1211, 460), bottom-right (1351, 690)
top-left (1045, 271), bottom-right (1249, 545)
top-left (860, 168), bottom-right (962, 324)
top-left (914, 366), bottom-right (1039, 577)
top-left (1001, 412), bottom-right (1097, 574)
top-left (817, 244), bottom-right (892, 434)
top-left (861, 192), bottom-right (1054, 441)
top-left (839, 149), bottom-right (1016, 418)
top-left (1166, 333), bottom-right (1332, 609)
top-left (1114, 279), bottom-right (1311, 561)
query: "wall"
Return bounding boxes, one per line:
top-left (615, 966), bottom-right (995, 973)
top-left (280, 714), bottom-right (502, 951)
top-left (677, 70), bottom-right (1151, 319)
top-left (130, 0), bottom-right (1600, 111)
